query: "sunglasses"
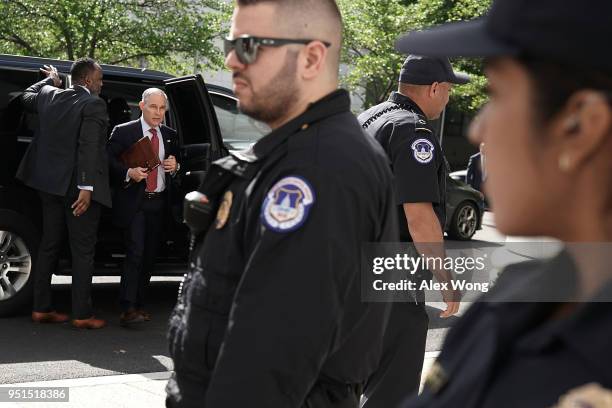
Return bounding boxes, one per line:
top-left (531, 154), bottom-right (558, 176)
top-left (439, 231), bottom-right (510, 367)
top-left (224, 35), bottom-right (332, 65)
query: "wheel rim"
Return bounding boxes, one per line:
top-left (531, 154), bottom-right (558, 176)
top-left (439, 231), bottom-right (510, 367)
top-left (0, 230), bottom-right (32, 301)
top-left (457, 205), bottom-right (477, 238)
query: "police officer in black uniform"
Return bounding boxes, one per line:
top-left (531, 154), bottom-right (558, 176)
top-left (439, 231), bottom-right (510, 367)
top-left (395, 0), bottom-right (612, 407)
top-left (166, 1), bottom-right (398, 407)
top-left (358, 56), bottom-right (468, 408)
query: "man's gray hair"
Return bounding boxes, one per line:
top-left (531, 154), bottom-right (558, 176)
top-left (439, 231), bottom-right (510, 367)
top-left (141, 88), bottom-right (168, 105)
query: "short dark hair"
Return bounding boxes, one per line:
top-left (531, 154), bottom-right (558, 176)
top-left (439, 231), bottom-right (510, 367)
top-left (70, 57), bottom-right (99, 83)
top-left (235, 0), bottom-right (343, 68)
top-left (235, 0), bottom-right (342, 36)
top-left (237, 0), bottom-right (341, 14)
top-left (517, 56), bottom-right (612, 124)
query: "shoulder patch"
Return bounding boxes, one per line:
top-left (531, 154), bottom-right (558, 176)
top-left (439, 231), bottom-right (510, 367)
top-left (411, 138), bottom-right (435, 164)
top-left (261, 176), bottom-right (315, 233)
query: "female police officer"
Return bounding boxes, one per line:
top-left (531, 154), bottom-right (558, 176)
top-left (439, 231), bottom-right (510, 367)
top-left (395, 0), bottom-right (612, 407)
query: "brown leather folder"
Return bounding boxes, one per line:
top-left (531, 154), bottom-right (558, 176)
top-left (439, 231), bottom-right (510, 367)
top-left (120, 136), bottom-right (161, 171)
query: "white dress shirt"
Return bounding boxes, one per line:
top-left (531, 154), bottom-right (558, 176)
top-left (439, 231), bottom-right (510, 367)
top-left (124, 117), bottom-right (166, 192)
top-left (76, 85), bottom-right (93, 192)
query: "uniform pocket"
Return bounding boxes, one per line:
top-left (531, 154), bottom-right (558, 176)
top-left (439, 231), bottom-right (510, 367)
top-left (168, 271), bottom-right (217, 384)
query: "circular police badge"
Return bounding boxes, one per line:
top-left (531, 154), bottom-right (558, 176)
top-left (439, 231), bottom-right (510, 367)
top-left (411, 138), bottom-right (435, 164)
top-left (261, 176), bottom-right (315, 233)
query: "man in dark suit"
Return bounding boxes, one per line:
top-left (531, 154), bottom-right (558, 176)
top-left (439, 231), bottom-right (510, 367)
top-left (107, 88), bottom-right (180, 326)
top-left (466, 142), bottom-right (486, 193)
top-left (17, 59), bottom-right (111, 329)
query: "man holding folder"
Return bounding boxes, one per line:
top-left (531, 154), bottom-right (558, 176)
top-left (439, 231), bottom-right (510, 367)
top-left (107, 88), bottom-right (180, 326)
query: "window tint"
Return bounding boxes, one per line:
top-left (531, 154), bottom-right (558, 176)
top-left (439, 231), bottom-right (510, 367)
top-left (209, 93), bottom-right (268, 149)
top-left (167, 80), bottom-right (213, 146)
top-left (0, 68), bottom-right (40, 184)
top-left (0, 69), bottom-right (39, 135)
top-left (440, 105), bottom-right (476, 171)
top-left (100, 80), bottom-right (143, 128)
top-left (100, 78), bottom-right (166, 138)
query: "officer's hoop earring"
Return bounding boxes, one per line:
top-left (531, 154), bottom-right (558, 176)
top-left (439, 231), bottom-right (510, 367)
top-left (558, 153), bottom-right (571, 172)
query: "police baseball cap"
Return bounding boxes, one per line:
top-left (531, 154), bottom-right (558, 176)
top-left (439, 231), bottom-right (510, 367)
top-left (399, 55), bottom-right (470, 85)
top-left (395, 0), bottom-right (612, 71)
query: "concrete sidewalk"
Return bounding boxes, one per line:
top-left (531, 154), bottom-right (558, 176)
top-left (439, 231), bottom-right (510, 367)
top-left (0, 352), bottom-right (439, 407)
top-left (0, 371), bottom-right (170, 407)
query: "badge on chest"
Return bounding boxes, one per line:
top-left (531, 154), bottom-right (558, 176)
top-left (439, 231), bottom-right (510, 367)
top-left (261, 176), bottom-right (315, 233)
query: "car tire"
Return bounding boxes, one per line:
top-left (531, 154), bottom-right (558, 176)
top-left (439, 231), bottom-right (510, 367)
top-left (447, 201), bottom-right (479, 241)
top-left (0, 210), bottom-right (39, 316)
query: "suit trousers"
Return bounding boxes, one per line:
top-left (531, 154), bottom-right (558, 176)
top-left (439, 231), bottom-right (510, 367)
top-left (119, 194), bottom-right (165, 311)
top-left (33, 191), bottom-right (101, 319)
top-left (361, 301), bottom-right (429, 408)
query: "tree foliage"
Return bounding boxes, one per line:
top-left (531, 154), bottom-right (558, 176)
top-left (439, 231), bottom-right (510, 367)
top-left (0, 0), bottom-right (231, 74)
top-left (338, 0), bottom-right (491, 111)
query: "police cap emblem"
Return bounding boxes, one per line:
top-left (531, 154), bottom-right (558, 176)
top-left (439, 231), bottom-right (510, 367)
top-left (261, 176), bottom-right (315, 232)
top-left (411, 138), bottom-right (435, 164)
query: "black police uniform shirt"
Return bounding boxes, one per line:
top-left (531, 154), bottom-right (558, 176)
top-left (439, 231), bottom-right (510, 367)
top-left (403, 250), bottom-right (612, 408)
top-left (358, 92), bottom-right (447, 241)
top-left (167, 90), bottom-right (399, 408)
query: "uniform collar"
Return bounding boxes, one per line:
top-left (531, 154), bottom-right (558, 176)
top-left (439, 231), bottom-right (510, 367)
top-left (388, 91), bottom-right (427, 118)
top-left (252, 89), bottom-right (351, 160)
top-left (487, 249), bottom-right (578, 304)
top-left (487, 249), bottom-right (612, 378)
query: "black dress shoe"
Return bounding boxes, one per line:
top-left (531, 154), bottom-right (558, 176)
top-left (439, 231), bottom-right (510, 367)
top-left (120, 310), bottom-right (145, 326)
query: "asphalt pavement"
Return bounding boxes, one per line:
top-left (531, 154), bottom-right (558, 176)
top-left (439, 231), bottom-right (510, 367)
top-left (0, 278), bottom-right (180, 384)
top-left (0, 277), bottom-right (461, 384)
top-left (0, 212), bottom-right (509, 407)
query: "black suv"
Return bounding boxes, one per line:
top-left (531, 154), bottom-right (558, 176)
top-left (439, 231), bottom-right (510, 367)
top-left (0, 54), bottom-right (267, 316)
top-left (0, 54), bottom-right (483, 316)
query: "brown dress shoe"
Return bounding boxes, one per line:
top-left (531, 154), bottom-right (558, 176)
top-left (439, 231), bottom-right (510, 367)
top-left (72, 317), bottom-right (106, 329)
top-left (136, 309), bottom-right (151, 321)
top-left (120, 310), bottom-right (145, 326)
top-left (32, 311), bottom-right (69, 323)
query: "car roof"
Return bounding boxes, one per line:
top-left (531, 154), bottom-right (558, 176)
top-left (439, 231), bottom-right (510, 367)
top-left (0, 53), bottom-right (173, 81)
top-left (206, 83), bottom-right (235, 97)
top-left (0, 53), bottom-right (236, 96)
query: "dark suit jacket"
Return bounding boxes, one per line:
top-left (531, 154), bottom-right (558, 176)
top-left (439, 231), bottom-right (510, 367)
top-left (16, 78), bottom-right (112, 207)
top-left (107, 119), bottom-right (180, 228)
top-left (466, 152), bottom-right (483, 192)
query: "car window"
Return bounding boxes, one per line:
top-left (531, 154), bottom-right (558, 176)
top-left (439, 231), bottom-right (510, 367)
top-left (99, 78), bottom-right (170, 139)
top-left (0, 68), bottom-right (40, 136)
top-left (0, 68), bottom-right (45, 184)
top-left (209, 92), bottom-right (268, 149)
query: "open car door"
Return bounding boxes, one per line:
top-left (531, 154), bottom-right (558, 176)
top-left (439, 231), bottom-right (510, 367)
top-left (164, 74), bottom-right (227, 194)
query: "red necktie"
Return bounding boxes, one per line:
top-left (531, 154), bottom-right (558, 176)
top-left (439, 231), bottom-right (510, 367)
top-left (146, 128), bottom-right (159, 192)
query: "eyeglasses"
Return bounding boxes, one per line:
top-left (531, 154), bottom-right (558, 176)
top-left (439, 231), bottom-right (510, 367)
top-left (224, 35), bottom-right (331, 65)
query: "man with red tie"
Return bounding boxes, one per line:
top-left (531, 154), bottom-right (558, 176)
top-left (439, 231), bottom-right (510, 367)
top-left (107, 88), bottom-right (180, 326)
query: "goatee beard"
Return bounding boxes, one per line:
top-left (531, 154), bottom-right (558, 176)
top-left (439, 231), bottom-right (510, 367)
top-left (238, 51), bottom-right (300, 126)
